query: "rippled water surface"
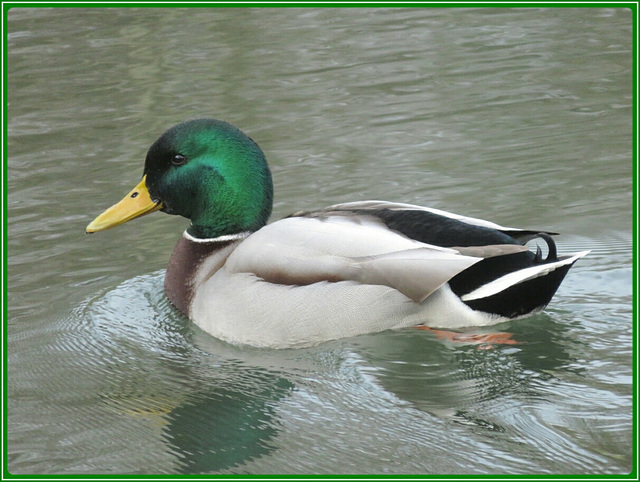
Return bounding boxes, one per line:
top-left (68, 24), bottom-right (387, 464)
top-left (7, 7), bottom-right (634, 475)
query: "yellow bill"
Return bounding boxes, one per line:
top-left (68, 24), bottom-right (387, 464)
top-left (86, 175), bottom-right (163, 233)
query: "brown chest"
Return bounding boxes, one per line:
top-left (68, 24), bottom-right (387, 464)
top-left (164, 234), bottom-right (241, 316)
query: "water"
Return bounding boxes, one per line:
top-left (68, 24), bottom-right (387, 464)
top-left (7, 7), bottom-right (634, 475)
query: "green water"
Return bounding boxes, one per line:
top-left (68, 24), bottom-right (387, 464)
top-left (7, 7), bottom-right (633, 474)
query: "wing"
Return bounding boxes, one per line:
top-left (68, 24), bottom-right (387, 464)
top-left (291, 200), bottom-right (558, 246)
top-left (224, 216), bottom-right (492, 302)
top-left (284, 200), bottom-right (579, 308)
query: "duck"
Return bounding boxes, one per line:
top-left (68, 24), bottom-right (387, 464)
top-left (86, 119), bottom-right (589, 349)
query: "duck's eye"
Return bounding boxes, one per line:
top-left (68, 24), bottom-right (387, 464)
top-left (171, 154), bottom-right (187, 166)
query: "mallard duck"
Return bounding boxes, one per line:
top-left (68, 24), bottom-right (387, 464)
top-left (86, 119), bottom-right (588, 348)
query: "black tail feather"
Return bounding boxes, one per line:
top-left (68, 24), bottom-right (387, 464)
top-left (534, 232), bottom-right (558, 262)
top-left (449, 232), bottom-right (566, 316)
top-left (462, 263), bottom-right (573, 318)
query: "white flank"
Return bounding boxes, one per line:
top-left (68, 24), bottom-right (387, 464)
top-left (461, 250), bottom-right (591, 302)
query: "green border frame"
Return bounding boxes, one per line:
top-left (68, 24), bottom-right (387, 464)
top-left (1, 2), bottom-right (637, 480)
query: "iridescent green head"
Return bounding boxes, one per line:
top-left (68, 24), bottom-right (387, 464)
top-left (143, 119), bottom-right (273, 238)
top-left (87, 119), bottom-right (273, 238)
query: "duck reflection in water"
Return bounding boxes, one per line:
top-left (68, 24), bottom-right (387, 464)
top-left (161, 371), bottom-right (293, 474)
